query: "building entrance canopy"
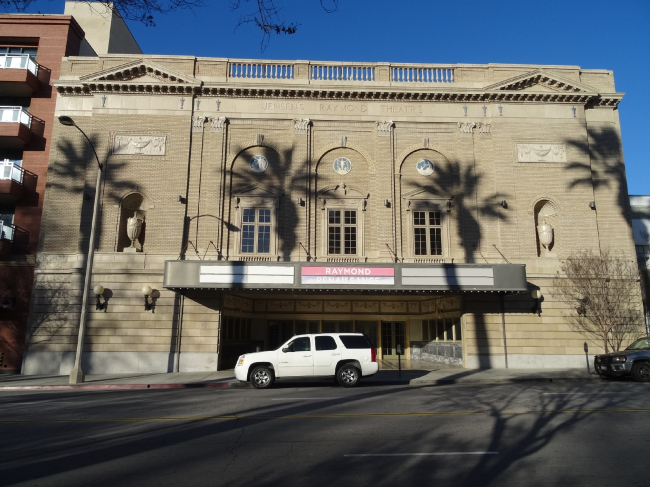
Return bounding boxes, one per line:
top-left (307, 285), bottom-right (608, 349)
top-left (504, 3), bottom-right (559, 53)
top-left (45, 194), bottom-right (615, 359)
top-left (163, 261), bottom-right (527, 293)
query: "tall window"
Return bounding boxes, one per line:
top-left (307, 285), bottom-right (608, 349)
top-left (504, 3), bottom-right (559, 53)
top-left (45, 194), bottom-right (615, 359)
top-left (328, 209), bottom-right (357, 255)
top-left (413, 210), bottom-right (442, 255)
top-left (242, 208), bottom-right (271, 254)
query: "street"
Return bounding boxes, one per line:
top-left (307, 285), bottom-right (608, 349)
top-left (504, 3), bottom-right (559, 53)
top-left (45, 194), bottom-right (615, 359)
top-left (1, 380), bottom-right (649, 486)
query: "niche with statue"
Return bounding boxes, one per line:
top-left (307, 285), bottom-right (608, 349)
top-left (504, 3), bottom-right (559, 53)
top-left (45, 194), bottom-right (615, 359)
top-left (534, 199), bottom-right (558, 257)
top-left (118, 193), bottom-right (147, 252)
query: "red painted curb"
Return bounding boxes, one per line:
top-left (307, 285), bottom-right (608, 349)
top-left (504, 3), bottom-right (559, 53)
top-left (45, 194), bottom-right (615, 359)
top-left (0, 382), bottom-right (235, 391)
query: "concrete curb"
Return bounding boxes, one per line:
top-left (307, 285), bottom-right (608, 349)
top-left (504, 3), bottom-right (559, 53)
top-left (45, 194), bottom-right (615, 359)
top-left (0, 375), bottom-right (600, 391)
top-left (0, 382), bottom-right (250, 391)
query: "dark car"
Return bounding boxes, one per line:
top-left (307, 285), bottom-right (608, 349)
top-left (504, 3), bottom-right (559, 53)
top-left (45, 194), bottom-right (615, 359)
top-left (595, 337), bottom-right (650, 382)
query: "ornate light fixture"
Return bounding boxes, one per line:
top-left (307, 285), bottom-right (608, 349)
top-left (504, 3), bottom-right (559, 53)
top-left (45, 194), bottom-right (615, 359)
top-left (142, 285), bottom-right (153, 311)
top-left (94, 285), bottom-right (105, 311)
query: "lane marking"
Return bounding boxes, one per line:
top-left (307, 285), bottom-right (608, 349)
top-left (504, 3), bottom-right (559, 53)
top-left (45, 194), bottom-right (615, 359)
top-left (344, 452), bottom-right (498, 457)
top-left (270, 398), bottom-right (342, 401)
top-left (2, 408), bottom-right (650, 424)
top-left (542, 392), bottom-right (630, 395)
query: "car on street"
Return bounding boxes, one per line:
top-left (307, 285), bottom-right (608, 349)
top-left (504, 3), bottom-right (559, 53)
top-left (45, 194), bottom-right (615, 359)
top-left (234, 333), bottom-right (379, 388)
top-left (594, 337), bottom-right (650, 381)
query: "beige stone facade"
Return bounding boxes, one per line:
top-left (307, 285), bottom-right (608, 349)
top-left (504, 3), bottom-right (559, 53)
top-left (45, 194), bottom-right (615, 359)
top-left (23, 56), bottom-right (642, 374)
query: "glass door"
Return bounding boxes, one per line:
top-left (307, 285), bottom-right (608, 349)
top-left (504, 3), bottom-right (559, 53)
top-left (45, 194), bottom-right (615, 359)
top-left (381, 321), bottom-right (405, 358)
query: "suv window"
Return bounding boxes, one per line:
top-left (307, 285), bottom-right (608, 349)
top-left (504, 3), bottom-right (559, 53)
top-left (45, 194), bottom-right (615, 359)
top-left (339, 335), bottom-right (371, 349)
top-left (316, 336), bottom-right (337, 351)
top-left (286, 337), bottom-right (311, 352)
top-left (627, 338), bottom-right (650, 350)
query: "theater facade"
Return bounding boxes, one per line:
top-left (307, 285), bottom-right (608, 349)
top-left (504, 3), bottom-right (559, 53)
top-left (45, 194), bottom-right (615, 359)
top-left (23, 56), bottom-right (640, 374)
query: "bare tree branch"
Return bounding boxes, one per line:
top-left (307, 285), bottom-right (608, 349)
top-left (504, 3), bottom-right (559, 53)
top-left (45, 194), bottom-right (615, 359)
top-left (1, 0), bottom-right (339, 47)
top-left (551, 249), bottom-right (644, 353)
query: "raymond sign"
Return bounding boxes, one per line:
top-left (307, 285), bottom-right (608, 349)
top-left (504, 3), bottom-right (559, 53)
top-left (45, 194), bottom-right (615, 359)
top-left (301, 266), bottom-right (395, 285)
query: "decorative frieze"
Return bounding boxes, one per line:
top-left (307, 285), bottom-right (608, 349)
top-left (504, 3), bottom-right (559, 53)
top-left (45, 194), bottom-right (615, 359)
top-left (458, 122), bottom-right (475, 137)
top-left (517, 143), bottom-right (567, 163)
top-left (113, 135), bottom-right (166, 156)
top-left (210, 116), bottom-right (227, 133)
top-left (192, 116), bottom-right (205, 132)
top-left (223, 294), bottom-right (253, 312)
top-left (324, 300), bottom-right (351, 313)
top-left (294, 118), bottom-right (311, 135)
top-left (477, 122), bottom-right (492, 135)
top-left (376, 120), bottom-right (394, 136)
top-left (352, 301), bottom-right (380, 313)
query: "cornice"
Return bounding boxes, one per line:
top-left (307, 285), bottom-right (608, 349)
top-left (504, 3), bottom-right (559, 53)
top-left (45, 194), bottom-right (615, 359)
top-left (54, 81), bottom-right (622, 107)
top-left (53, 64), bottom-right (623, 108)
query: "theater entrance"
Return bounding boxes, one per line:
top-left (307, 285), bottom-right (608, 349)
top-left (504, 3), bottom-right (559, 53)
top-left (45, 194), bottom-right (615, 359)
top-left (381, 321), bottom-right (406, 359)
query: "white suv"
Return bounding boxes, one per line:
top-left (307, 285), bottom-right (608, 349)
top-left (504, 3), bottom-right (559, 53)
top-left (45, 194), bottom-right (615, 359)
top-left (234, 333), bottom-right (379, 388)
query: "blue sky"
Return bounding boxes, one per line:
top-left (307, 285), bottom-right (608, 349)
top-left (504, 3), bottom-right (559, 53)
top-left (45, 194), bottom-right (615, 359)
top-left (25, 0), bottom-right (650, 194)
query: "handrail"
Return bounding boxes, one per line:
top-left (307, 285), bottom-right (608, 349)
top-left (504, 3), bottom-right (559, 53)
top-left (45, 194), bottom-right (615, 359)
top-left (0, 107), bottom-right (32, 128)
top-left (0, 160), bottom-right (24, 184)
top-left (0, 54), bottom-right (38, 76)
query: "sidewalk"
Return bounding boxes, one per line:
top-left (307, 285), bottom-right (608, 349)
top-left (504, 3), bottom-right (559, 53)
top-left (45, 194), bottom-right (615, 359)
top-left (0, 365), bottom-right (598, 391)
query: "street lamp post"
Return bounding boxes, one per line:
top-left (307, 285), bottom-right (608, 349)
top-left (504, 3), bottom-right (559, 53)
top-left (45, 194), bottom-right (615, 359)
top-left (59, 116), bottom-right (103, 384)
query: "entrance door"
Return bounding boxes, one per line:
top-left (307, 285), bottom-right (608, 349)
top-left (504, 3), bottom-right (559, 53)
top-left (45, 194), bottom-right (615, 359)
top-left (381, 321), bottom-right (405, 358)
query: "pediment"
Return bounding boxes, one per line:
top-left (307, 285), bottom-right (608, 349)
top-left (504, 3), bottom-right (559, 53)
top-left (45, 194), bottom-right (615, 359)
top-left (79, 59), bottom-right (201, 86)
top-left (402, 187), bottom-right (450, 201)
top-left (317, 184), bottom-right (368, 199)
top-left (485, 69), bottom-right (597, 94)
top-left (232, 184), bottom-right (283, 199)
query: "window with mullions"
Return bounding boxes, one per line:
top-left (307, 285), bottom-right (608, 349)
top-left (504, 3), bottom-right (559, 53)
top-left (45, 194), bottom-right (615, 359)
top-left (241, 208), bottom-right (271, 254)
top-left (1, 47), bottom-right (37, 60)
top-left (328, 210), bottom-right (357, 255)
top-left (413, 210), bottom-right (442, 256)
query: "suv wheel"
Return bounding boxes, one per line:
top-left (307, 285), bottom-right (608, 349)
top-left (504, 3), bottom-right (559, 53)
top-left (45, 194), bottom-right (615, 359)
top-left (632, 362), bottom-right (650, 382)
top-left (337, 364), bottom-right (360, 387)
top-left (250, 366), bottom-right (274, 389)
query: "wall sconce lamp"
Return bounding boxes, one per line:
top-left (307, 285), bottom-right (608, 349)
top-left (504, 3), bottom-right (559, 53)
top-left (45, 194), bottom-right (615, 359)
top-left (589, 201), bottom-right (596, 210)
top-left (297, 197), bottom-right (305, 206)
top-left (384, 199), bottom-right (390, 208)
top-left (0, 289), bottom-right (15, 311)
top-left (500, 200), bottom-right (508, 209)
top-left (576, 292), bottom-right (587, 317)
top-left (446, 200), bottom-right (452, 213)
top-left (142, 285), bottom-right (153, 311)
top-left (531, 289), bottom-right (542, 316)
top-left (177, 195), bottom-right (186, 204)
top-left (94, 285), bottom-right (105, 310)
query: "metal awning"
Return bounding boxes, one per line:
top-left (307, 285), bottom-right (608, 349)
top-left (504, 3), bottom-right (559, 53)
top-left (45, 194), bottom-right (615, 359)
top-left (163, 261), bottom-right (527, 293)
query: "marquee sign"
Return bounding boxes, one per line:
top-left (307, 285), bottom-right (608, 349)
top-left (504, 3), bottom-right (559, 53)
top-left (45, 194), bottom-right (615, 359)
top-left (301, 266), bottom-right (394, 285)
top-left (164, 261), bottom-right (527, 293)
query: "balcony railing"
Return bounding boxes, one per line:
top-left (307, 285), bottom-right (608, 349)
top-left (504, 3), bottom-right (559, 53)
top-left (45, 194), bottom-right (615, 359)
top-left (0, 54), bottom-right (38, 76)
top-left (0, 160), bottom-right (23, 184)
top-left (0, 107), bottom-right (32, 128)
top-left (310, 63), bottom-right (375, 81)
top-left (222, 60), bottom-right (455, 83)
top-left (391, 66), bottom-right (455, 83)
top-left (229, 62), bottom-right (294, 80)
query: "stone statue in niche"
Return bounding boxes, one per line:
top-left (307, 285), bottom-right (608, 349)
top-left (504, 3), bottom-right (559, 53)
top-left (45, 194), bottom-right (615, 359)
top-left (537, 218), bottom-right (554, 257)
top-left (124, 212), bottom-right (143, 253)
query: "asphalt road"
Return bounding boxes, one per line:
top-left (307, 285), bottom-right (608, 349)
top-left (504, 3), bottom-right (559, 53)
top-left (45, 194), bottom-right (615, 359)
top-left (1, 379), bottom-right (649, 487)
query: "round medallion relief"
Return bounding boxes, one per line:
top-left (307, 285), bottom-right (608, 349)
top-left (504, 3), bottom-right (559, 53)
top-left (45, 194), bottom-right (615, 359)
top-left (416, 159), bottom-right (434, 176)
top-left (333, 157), bottom-right (352, 175)
top-left (250, 155), bottom-right (269, 173)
